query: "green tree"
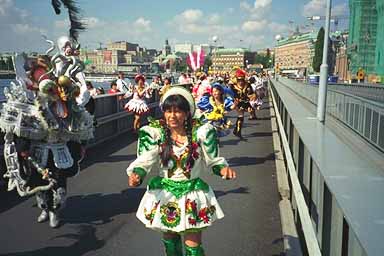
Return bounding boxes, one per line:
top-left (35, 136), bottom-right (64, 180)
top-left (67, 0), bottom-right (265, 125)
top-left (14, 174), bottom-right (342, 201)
top-left (313, 27), bottom-right (324, 73)
top-left (255, 53), bottom-right (269, 68)
top-left (265, 48), bottom-right (273, 68)
top-left (174, 52), bottom-right (188, 72)
top-left (203, 55), bottom-right (212, 71)
top-left (175, 59), bottom-right (187, 72)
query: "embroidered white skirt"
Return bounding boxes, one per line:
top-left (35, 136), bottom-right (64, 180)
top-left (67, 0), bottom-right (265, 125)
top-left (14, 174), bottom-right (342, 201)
top-left (136, 187), bottom-right (224, 233)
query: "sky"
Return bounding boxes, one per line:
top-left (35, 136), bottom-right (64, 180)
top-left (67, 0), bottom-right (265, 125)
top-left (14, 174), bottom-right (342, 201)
top-left (0, 0), bottom-right (350, 53)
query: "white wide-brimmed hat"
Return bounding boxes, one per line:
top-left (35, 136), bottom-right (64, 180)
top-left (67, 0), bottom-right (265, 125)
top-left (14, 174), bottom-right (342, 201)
top-left (160, 86), bottom-right (195, 116)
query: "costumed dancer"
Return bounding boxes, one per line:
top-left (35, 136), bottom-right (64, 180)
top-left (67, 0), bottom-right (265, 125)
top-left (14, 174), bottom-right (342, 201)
top-left (126, 86), bottom-right (237, 256)
top-left (248, 76), bottom-right (266, 120)
top-left (124, 74), bottom-right (151, 131)
top-left (230, 69), bottom-right (255, 139)
top-left (53, 35), bottom-right (90, 108)
top-left (192, 72), bottom-right (211, 103)
top-left (0, 0), bottom-right (93, 228)
top-left (0, 42), bottom-right (93, 228)
top-left (192, 72), bottom-right (212, 118)
top-left (159, 76), bottom-right (172, 99)
top-left (197, 83), bottom-right (235, 137)
top-left (12, 0), bottom-right (93, 227)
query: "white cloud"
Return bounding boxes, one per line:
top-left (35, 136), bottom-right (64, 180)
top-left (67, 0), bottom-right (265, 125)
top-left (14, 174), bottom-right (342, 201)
top-left (66, 18), bottom-right (155, 50)
top-left (254, 0), bottom-right (272, 9)
top-left (167, 8), bottom-right (276, 50)
top-left (55, 19), bottom-right (68, 29)
top-left (55, 16), bottom-right (104, 30)
top-left (0, 0), bottom-right (12, 16)
top-left (170, 9), bottom-right (228, 35)
top-left (11, 23), bottom-right (46, 34)
top-left (176, 9), bottom-right (203, 23)
top-left (240, 1), bottom-right (252, 10)
top-left (302, 0), bottom-right (326, 17)
top-left (0, 0), bottom-right (48, 52)
top-left (302, 0), bottom-right (349, 27)
top-left (84, 17), bottom-right (104, 28)
top-left (268, 22), bottom-right (290, 33)
top-left (133, 17), bottom-right (152, 32)
top-left (207, 14), bottom-right (221, 25)
top-left (240, 0), bottom-right (272, 19)
top-left (242, 20), bottom-right (268, 32)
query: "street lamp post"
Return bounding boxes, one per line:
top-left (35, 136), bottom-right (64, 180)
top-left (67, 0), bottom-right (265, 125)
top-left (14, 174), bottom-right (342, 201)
top-left (316, 0), bottom-right (332, 122)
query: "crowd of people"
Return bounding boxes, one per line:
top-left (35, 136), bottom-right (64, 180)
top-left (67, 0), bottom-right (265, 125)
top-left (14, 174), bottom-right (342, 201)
top-left (85, 70), bottom-right (268, 139)
top-left (108, 68), bottom-right (267, 255)
top-left (0, 61), bottom-right (268, 255)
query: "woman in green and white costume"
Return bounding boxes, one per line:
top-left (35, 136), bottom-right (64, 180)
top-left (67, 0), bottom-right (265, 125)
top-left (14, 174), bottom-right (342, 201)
top-left (127, 86), bottom-right (237, 256)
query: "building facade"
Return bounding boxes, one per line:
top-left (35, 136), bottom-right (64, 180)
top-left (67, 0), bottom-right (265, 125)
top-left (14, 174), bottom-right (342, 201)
top-left (335, 45), bottom-right (349, 82)
top-left (211, 48), bottom-right (254, 73)
top-left (174, 43), bottom-right (193, 54)
top-left (80, 41), bottom-right (159, 73)
top-left (274, 32), bottom-right (317, 74)
top-left (348, 0), bottom-right (378, 75)
top-left (375, 0), bottom-right (384, 76)
top-left (193, 44), bottom-right (212, 55)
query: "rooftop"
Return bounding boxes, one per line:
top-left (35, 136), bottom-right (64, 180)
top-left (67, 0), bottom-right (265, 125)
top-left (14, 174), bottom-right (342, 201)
top-left (214, 48), bottom-right (248, 54)
top-left (276, 32), bottom-right (317, 47)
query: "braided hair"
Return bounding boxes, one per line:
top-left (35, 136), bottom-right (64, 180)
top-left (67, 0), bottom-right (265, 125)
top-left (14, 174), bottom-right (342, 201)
top-left (160, 95), bottom-right (195, 170)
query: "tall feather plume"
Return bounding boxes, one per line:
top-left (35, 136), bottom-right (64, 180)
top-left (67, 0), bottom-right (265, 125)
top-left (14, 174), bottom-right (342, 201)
top-left (51, 0), bottom-right (61, 14)
top-left (51, 0), bottom-right (86, 42)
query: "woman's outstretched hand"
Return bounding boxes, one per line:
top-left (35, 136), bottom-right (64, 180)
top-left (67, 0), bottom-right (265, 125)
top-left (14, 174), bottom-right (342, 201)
top-left (220, 166), bottom-right (237, 180)
top-left (128, 173), bottom-right (141, 187)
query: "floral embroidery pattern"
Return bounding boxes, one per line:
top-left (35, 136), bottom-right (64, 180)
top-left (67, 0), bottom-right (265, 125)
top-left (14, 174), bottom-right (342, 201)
top-left (144, 201), bottom-right (160, 224)
top-left (154, 117), bottom-right (202, 179)
top-left (160, 202), bottom-right (181, 227)
top-left (185, 199), bottom-right (216, 226)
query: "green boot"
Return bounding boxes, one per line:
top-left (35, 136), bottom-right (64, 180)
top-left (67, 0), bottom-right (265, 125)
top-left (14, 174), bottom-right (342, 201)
top-left (185, 244), bottom-right (205, 256)
top-left (162, 235), bottom-right (183, 256)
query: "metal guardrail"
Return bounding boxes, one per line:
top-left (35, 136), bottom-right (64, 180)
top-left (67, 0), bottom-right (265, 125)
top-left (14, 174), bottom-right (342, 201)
top-left (270, 84), bottom-right (322, 256)
top-left (270, 78), bottom-right (384, 256)
top-left (328, 83), bottom-right (384, 103)
top-left (279, 77), bottom-right (384, 153)
top-left (89, 91), bottom-right (161, 147)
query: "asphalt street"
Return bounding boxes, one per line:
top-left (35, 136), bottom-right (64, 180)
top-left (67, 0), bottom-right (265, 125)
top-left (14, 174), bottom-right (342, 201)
top-left (0, 101), bottom-right (284, 256)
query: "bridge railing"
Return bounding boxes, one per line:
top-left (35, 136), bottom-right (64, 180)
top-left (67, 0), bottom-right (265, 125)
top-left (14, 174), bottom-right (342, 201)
top-left (278, 77), bottom-right (384, 153)
top-left (270, 78), bottom-right (384, 256)
top-left (89, 90), bottom-right (161, 146)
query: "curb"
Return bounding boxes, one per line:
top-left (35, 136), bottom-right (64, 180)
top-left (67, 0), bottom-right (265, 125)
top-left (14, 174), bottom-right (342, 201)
top-left (269, 87), bottom-right (303, 256)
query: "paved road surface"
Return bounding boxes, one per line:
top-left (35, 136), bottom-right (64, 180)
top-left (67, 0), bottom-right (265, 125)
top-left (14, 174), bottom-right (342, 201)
top-left (0, 101), bottom-right (283, 256)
